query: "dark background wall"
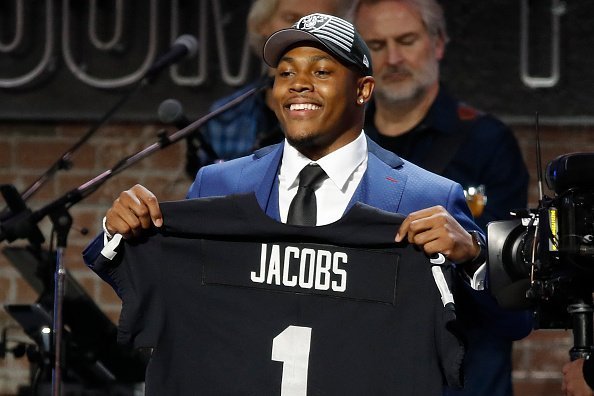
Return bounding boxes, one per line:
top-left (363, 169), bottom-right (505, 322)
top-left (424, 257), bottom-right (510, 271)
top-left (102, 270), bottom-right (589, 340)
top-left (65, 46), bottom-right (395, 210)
top-left (1, 1), bottom-right (593, 394)
top-left (441, 0), bottom-right (594, 124)
top-left (1, 1), bottom-right (593, 123)
top-left (0, 0), bottom-right (255, 121)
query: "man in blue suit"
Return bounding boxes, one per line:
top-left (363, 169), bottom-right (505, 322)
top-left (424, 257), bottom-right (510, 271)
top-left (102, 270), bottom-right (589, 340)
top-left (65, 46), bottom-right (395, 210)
top-left (84, 13), bottom-right (531, 388)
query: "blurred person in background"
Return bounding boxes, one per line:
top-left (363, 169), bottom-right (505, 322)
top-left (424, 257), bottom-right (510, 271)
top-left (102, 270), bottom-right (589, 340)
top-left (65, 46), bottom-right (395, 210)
top-left (353, 1), bottom-right (530, 395)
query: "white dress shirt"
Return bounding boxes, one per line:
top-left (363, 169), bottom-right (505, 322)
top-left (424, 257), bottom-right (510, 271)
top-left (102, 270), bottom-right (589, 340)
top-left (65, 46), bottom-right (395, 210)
top-left (278, 132), bottom-right (367, 225)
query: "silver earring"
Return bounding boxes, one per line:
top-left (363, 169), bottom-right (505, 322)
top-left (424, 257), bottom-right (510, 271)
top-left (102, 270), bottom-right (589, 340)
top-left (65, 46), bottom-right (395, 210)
top-left (358, 98), bottom-right (364, 104)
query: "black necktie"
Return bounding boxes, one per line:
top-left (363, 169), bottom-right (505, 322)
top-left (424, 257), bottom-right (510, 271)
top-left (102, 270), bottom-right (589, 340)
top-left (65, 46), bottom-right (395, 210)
top-left (287, 164), bottom-right (328, 226)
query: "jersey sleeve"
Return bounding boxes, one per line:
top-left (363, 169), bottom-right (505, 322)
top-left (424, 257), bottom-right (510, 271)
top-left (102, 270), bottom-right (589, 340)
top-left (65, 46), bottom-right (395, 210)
top-left (107, 236), bottom-right (165, 348)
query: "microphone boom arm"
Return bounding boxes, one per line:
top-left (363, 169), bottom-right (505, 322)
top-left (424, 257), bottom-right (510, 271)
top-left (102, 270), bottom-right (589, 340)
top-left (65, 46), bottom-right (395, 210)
top-left (42, 76), bottom-right (273, 226)
top-left (19, 81), bottom-right (148, 203)
top-left (0, 74), bottom-right (272, 245)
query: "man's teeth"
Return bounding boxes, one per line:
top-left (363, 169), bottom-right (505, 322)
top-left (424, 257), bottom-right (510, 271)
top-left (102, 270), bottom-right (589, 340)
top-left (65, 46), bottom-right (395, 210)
top-left (289, 103), bottom-right (320, 111)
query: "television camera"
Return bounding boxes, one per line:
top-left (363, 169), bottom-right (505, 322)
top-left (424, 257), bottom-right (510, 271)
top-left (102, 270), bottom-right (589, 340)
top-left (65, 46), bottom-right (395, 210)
top-left (488, 152), bottom-right (594, 358)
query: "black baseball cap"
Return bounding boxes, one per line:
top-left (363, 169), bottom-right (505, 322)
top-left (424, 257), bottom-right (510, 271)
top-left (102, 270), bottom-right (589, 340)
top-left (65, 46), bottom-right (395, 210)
top-left (263, 13), bottom-right (373, 76)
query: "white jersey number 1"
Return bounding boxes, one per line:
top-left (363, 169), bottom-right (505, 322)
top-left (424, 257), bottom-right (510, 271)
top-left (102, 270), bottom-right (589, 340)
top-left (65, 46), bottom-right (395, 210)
top-left (272, 326), bottom-right (312, 396)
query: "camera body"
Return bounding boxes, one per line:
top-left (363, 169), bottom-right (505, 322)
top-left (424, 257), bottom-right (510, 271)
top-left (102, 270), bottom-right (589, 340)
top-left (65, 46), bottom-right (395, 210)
top-left (488, 153), bottom-right (594, 329)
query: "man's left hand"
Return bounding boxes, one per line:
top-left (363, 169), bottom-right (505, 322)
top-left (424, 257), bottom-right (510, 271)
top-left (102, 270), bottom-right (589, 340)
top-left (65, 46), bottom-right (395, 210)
top-left (395, 205), bottom-right (479, 264)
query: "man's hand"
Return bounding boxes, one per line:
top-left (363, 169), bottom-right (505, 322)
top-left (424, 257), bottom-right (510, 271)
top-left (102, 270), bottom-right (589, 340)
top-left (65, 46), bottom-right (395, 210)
top-left (105, 184), bottom-right (163, 239)
top-left (562, 359), bottom-right (594, 396)
top-left (395, 205), bottom-right (479, 264)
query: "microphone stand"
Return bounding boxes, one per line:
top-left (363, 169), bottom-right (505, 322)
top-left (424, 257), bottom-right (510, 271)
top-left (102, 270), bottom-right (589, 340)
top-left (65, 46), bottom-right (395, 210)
top-left (50, 208), bottom-right (70, 396)
top-left (0, 78), bottom-right (146, 396)
top-left (0, 76), bottom-right (270, 395)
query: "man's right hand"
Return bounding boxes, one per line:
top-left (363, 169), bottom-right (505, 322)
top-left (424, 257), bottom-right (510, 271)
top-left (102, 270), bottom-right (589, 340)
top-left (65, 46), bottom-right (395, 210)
top-left (105, 184), bottom-right (163, 239)
top-left (562, 358), bottom-right (594, 396)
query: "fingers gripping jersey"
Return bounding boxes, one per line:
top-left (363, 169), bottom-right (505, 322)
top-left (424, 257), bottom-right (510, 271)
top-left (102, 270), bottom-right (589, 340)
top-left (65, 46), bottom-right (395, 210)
top-left (95, 194), bottom-right (464, 395)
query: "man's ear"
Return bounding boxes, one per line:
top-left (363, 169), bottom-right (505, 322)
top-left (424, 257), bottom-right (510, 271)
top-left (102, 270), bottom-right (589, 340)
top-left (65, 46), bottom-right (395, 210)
top-left (434, 34), bottom-right (446, 61)
top-left (356, 76), bottom-right (375, 105)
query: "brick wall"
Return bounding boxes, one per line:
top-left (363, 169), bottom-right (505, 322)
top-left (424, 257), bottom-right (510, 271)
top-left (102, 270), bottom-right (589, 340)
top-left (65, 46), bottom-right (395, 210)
top-left (0, 123), bottom-right (593, 394)
top-left (0, 124), bottom-right (191, 394)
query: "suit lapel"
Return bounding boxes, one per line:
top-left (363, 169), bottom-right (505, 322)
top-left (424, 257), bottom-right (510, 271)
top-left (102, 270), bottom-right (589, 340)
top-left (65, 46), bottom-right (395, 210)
top-left (237, 143), bottom-right (283, 221)
top-left (347, 137), bottom-right (408, 214)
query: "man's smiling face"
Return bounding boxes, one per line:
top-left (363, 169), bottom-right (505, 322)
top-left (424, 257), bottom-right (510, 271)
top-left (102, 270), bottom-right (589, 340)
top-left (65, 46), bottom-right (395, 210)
top-left (272, 44), bottom-right (370, 160)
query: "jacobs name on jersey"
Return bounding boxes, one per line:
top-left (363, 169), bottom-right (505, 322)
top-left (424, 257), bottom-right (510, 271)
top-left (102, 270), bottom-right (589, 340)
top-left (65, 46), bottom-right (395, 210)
top-left (251, 243), bottom-right (348, 292)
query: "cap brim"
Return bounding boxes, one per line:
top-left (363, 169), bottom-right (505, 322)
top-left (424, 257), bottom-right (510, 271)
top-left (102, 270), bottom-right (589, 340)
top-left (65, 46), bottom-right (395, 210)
top-left (263, 29), bottom-right (324, 68)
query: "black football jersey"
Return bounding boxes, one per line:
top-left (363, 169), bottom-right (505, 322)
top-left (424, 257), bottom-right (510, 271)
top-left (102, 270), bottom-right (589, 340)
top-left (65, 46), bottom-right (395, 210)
top-left (96, 194), bottom-right (464, 395)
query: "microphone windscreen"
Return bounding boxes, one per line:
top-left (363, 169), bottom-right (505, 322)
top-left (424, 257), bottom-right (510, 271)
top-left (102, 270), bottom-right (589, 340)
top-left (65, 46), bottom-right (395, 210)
top-left (174, 34), bottom-right (199, 58)
top-left (158, 99), bottom-right (185, 124)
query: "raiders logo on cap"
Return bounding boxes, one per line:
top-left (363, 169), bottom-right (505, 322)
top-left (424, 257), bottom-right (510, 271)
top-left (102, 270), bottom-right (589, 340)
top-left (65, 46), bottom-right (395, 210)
top-left (263, 13), bottom-right (373, 76)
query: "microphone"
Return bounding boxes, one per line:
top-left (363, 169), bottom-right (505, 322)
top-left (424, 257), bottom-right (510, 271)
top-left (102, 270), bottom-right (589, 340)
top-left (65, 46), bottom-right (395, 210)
top-left (157, 99), bottom-right (220, 178)
top-left (158, 98), bottom-right (191, 130)
top-left (145, 35), bottom-right (199, 80)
